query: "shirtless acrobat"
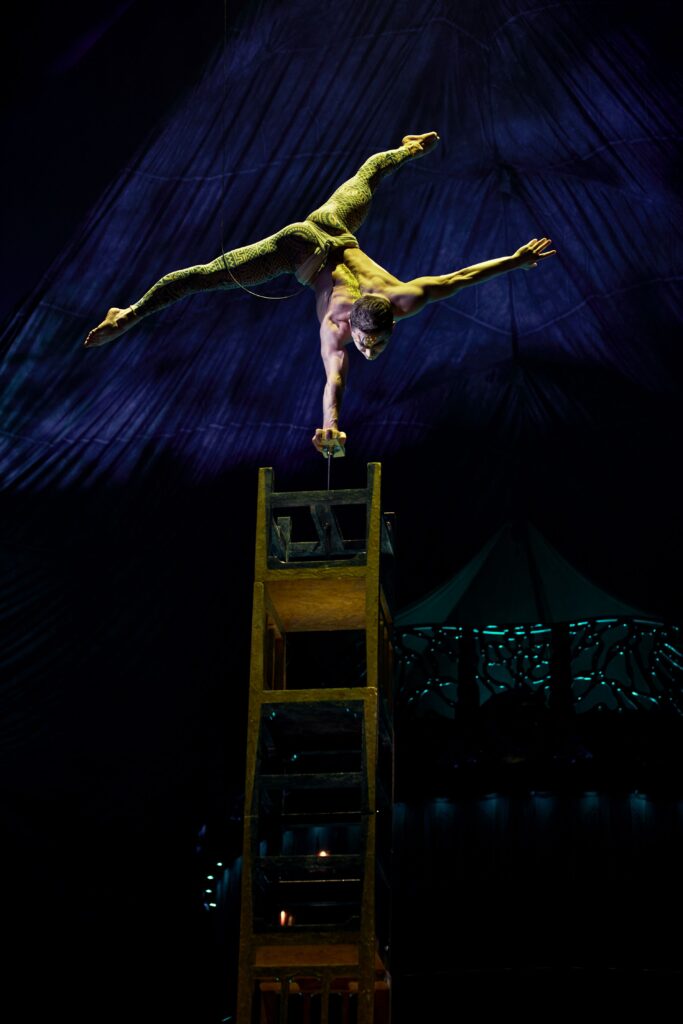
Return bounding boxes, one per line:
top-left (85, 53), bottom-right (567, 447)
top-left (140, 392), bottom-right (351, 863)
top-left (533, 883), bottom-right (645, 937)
top-left (84, 132), bottom-right (556, 456)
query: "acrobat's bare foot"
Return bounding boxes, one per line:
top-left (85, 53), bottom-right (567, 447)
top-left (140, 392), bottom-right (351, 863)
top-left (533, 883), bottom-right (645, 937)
top-left (402, 132), bottom-right (440, 158)
top-left (83, 307), bottom-right (137, 348)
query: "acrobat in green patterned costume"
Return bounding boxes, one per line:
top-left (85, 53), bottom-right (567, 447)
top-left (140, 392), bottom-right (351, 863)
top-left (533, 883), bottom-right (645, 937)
top-left (84, 133), bottom-right (556, 463)
top-left (126, 144), bottom-right (415, 315)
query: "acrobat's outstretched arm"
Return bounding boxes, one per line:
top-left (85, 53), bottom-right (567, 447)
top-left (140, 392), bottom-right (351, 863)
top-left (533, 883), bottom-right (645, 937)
top-left (311, 317), bottom-right (349, 458)
top-left (391, 238), bottom-right (557, 319)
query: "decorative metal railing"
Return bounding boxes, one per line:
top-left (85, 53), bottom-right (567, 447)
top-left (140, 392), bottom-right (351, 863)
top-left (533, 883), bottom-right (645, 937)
top-left (394, 619), bottom-right (683, 713)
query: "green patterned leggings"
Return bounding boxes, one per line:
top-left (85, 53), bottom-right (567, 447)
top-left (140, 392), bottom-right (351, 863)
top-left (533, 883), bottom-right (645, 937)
top-left (130, 144), bottom-right (415, 316)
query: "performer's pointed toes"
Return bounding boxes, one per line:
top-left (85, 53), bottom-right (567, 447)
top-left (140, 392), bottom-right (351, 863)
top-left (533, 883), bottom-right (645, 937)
top-left (83, 307), bottom-right (135, 349)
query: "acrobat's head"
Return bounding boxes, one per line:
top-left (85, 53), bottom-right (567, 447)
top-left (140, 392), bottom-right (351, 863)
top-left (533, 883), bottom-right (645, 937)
top-left (349, 294), bottom-right (395, 361)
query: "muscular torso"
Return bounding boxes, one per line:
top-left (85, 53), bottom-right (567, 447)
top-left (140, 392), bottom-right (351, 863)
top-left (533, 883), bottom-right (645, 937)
top-left (311, 247), bottom-right (404, 343)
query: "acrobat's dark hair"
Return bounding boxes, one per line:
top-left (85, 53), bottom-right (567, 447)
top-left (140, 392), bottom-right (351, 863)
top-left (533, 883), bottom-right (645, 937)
top-left (349, 295), bottom-right (394, 334)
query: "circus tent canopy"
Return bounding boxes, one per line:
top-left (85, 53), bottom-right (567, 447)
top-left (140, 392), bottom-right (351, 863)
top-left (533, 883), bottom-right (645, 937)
top-left (396, 521), bottom-right (649, 626)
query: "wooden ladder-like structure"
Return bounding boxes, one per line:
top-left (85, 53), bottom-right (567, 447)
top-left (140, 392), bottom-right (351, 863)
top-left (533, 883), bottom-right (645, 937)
top-left (237, 463), bottom-right (394, 1024)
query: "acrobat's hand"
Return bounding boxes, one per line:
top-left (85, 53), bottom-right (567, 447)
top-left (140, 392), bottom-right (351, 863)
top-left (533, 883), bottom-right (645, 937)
top-left (312, 427), bottom-right (347, 459)
top-left (402, 132), bottom-right (440, 157)
top-left (512, 238), bottom-right (557, 270)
